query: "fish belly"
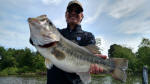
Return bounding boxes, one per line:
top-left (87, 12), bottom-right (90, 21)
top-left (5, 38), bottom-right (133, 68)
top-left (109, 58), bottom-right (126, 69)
top-left (50, 54), bottom-right (91, 73)
top-left (36, 46), bottom-right (91, 73)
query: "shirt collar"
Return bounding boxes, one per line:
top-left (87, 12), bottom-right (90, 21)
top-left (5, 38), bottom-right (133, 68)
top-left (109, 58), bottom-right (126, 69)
top-left (67, 24), bottom-right (82, 32)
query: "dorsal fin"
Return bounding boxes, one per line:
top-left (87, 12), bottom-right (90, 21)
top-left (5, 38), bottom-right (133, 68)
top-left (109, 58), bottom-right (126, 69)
top-left (83, 45), bottom-right (101, 54)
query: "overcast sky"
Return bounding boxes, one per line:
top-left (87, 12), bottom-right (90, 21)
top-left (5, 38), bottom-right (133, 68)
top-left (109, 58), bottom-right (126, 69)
top-left (0, 0), bottom-right (150, 55)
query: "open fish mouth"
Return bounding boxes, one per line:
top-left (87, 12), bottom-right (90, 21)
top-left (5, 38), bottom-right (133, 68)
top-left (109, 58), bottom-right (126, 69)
top-left (36, 41), bottom-right (59, 48)
top-left (28, 18), bottom-right (43, 28)
top-left (28, 18), bottom-right (40, 24)
top-left (30, 37), bottom-right (59, 48)
top-left (28, 15), bottom-right (60, 47)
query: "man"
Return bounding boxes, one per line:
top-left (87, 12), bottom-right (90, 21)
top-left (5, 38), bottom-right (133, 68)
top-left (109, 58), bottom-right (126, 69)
top-left (47, 0), bottom-right (107, 84)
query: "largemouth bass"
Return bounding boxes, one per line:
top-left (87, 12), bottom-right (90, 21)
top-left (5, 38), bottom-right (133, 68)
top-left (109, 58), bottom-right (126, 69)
top-left (28, 15), bottom-right (128, 84)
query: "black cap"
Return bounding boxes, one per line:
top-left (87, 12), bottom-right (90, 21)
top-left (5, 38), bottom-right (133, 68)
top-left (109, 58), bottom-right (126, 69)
top-left (67, 0), bottom-right (83, 12)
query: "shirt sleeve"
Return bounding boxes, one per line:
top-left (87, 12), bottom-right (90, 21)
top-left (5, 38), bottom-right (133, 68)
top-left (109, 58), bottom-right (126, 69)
top-left (81, 32), bottom-right (96, 46)
top-left (86, 32), bottom-right (96, 45)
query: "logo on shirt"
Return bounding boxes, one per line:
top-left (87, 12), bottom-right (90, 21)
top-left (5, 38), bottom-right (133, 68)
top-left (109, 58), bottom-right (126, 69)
top-left (76, 37), bottom-right (81, 41)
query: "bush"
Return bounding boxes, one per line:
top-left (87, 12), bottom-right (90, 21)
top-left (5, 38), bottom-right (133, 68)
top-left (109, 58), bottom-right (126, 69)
top-left (0, 67), bottom-right (18, 75)
top-left (17, 66), bottom-right (33, 73)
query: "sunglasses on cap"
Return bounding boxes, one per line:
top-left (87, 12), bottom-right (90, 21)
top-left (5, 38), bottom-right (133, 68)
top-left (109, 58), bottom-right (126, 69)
top-left (67, 4), bottom-right (82, 14)
top-left (67, 9), bottom-right (82, 14)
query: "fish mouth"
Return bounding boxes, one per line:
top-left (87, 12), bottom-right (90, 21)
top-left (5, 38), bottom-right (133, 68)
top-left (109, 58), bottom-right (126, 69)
top-left (38, 41), bottom-right (59, 48)
top-left (30, 38), bottom-right (59, 48)
top-left (28, 18), bottom-right (40, 25)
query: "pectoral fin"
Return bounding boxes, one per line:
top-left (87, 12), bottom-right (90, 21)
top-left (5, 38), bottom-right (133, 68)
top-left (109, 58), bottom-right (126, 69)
top-left (77, 72), bottom-right (91, 84)
top-left (51, 48), bottom-right (66, 60)
top-left (45, 58), bottom-right (53, 69)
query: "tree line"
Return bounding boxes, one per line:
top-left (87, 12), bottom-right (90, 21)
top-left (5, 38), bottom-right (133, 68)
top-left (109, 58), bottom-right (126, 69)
top-left (0, 38), bottom-right (149, 75)
top-left (0, 47), bottom-right (46, 75)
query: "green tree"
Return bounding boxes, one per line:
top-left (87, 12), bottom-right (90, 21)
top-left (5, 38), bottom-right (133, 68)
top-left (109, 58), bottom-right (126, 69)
top-left (138, 38), bottom-right (150, 48)
top-left (0, 48), bottom-right (17, 70)
top-left (0, 46), bottom-right (6, 70)
top-left (0, 46), bottom-right (47, 74)
top-left (95, 38), bottom-right (101, 54)
top-left (136, 38), bottom-right (150, 71)
top-left (32, 52), bottom-right (46, 72)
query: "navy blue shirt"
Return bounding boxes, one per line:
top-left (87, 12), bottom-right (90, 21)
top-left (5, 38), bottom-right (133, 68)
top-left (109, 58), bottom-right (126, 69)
top-left (47, 24), bottom-right (96, 84)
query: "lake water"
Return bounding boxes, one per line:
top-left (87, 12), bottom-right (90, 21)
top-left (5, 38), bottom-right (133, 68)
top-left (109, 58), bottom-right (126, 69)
top-left (0, 75), bottom-right (149, 84)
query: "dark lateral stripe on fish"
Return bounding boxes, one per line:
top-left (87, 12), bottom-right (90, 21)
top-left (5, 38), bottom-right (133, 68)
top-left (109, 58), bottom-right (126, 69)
top-left (57, 41), bottom-right (115, 68)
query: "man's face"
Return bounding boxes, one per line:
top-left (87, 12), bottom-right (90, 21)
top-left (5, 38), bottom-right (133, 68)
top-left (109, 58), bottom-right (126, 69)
top-left (66, 6), bottom-right (83, 25)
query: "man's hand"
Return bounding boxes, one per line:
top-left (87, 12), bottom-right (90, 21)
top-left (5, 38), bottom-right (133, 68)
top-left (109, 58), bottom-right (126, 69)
top-left (89, 54), bottom-right (107, 74)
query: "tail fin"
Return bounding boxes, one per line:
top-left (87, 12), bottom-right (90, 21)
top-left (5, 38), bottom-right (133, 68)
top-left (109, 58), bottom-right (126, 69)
top-left (111, 58), bottom-right (128, 82)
